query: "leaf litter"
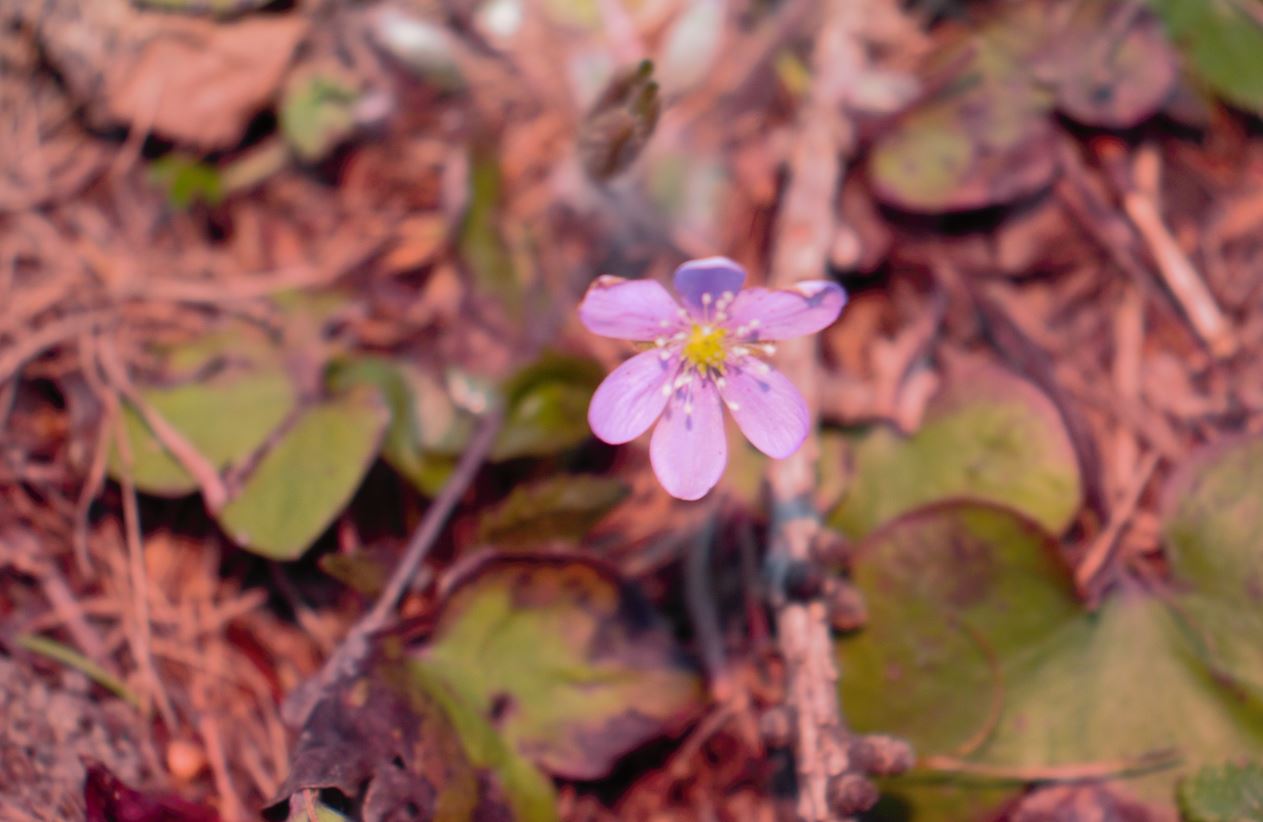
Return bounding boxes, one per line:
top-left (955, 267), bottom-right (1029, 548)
top-left (6, 0), bottom-right (1263, 818)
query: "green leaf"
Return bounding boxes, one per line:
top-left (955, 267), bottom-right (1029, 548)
top-left (148, 153), bottom-right (223, 209)
top-left (110, 368), bottom-right (297, 496)
top-left (458, 148), bottom-right (523, 308)
top-left (327, 356), bottom-right (470, 495)
top-left (492, 354), bottom-right (605, 461)
top-left (216, 388), bottom-right (389, 559)
top-left (280, 73), bottom-right (360, 163)
top-left (836, 502), bottom-right (1263, 820)
top-left (410, 662), bottom-right (559, 821)
top-left (828, 366), bottom-right (1082, 539)
top-left (1145, 0), bottom-right (1263, 115)
top-left (1180, 761), bottom-right (1263, 822)
top-left (475, 475), bottom-right (629, 547)
top-left (1163, 435), bottom-right (1263, 700)
top-left (418, 554), bottom-right (704, 778)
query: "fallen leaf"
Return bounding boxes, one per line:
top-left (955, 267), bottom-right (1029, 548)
top-left (41, 1), bottom-right (308, 151)
top-left (868, 19), bottom-right (1056, 213)
top-left (85, 762), bottom-right (219, 822)
top-left (266, 636), bottom-right (556, 822)
top-left (1049, 2), bottom-right (1177, 128)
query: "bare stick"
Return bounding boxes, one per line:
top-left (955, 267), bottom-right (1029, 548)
top-left (766, 3), bottom-right (867, 819)
top-left (283, 408), bottom-right (503, 726)
top-left (1107, 143), bottom-right (1236, 358)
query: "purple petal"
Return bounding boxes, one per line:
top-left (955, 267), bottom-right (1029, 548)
top-left (589, 350), bottom-right (676, 444)
top-left (718, 363), bottom-right (808, 458)
top-left (579, 276), bottom-right (685, 340)
top-left (650, 380), bottom-right (727, 500)
top-left (673, 257), bottom-right (747, 317)
top-left (726, 280), bottom-right (846, 340)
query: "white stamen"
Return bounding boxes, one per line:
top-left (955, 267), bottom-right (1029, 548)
top-left (684, 401), bottom-right (694, 415)
top-left (655, 337), bottom-right (666, 347)
top-left (749, 319), bottom-right (761, 329)
top-left (721, 290), bottom-right (734, 303)
top-left (726, 400), bottom-right (741, 411)
top-left (659, 350), bottom-right (672, 361)
top-left (754, 361), bottom-right (771, 375)
top-left (716, 377), bottom-right (727, 389)
top-left (661, 383), bottom-right (673, 396)
top-left (659, 319), bottom-right (670, 328)
top-left (702, 293), bottom-right (713, 305)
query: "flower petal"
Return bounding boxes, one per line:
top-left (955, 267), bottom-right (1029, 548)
top-left (726, 280), bottom-right (846, 340)
top-left (588, 350), bottom-right (676, 444)
top-left (650, 380), bottom-right (727, 500)
top-left (579, 276), bottom-right (685, 340)
top-left (673, 257), bottom-right (747, 317)
top-left (718, 363), bottom-right (808, 458)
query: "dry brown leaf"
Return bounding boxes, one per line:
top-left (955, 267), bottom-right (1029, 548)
top-left (103, 16), bottom-right (307, 150)
top-left (38, 0), bottom-right (307, 151)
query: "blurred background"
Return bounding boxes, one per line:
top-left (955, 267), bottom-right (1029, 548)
top-left (6, 0), bottom-right (1263, 819)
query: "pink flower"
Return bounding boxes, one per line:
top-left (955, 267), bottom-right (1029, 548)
top-left (579, 257), bottom-right (846, 500)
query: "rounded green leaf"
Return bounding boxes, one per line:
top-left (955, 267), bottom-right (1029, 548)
top-left (216, 388), bottom-right (389, 559)
top-left (110, 368), bottom-right (297, 496)
top-left (1163, 435), bottom-right (1263, 699)
top-left (418, 554), bottom-right (704, 779)
top-left (837, 502), bottom-right (1263, 818)
top-left (829, 366), bottom-right (1083, 539)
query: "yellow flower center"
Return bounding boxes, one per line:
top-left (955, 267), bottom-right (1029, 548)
top-left (682, 324), bottom-right (728, 372)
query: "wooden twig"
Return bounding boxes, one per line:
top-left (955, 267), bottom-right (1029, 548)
top-left (282, 408), bottom-right (503, 727)
top-left (1102, 142), bottom-right (1236, 358)
top-left (765, 3), bottom-right (873, 819)
top-left (96, 342), bottom-right (229, 512)
top-left (921, 748), bottom-right (1179, 783)
top-left (1075, 451), bottom-right (1160, 600)
top-left (110, 392), bottom-right (178, 729)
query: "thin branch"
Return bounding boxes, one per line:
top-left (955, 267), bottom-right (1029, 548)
top-left (282, 408), bottom-right (503, 727)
